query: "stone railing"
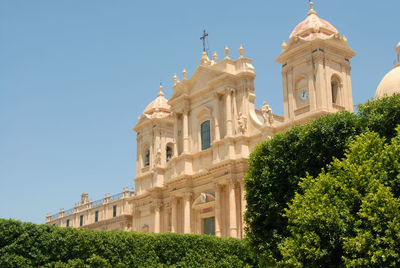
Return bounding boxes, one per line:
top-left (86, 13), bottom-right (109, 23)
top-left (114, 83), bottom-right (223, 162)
top-left (47, 187), bottom-right (134, 222)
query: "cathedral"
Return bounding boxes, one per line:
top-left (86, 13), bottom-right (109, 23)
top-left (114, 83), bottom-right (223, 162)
top-left (46, 2), bottom-right (400, 238)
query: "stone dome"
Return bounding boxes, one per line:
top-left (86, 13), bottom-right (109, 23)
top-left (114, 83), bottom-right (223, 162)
top-left (143, 86), bottom-right (171, 118)
top-left (375, 43), bottom-right (400, 99)
top-left (290, 2), bottom-right (339, 40)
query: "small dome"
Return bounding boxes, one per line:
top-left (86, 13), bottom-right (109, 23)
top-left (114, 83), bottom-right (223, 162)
top-left (290, 2), bottom-right (339, 40)
top-left (375, 44), bottom-right (400, 99)
top-left (375, 66), bottom-right (400, 99)
top-left (143, 86), bottom-right (171, 118)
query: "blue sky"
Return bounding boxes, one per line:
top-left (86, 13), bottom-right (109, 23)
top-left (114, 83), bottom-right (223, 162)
top-left (1, 0), bottom-right (399, 224)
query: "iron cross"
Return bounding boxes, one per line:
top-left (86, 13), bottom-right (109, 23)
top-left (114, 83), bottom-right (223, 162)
top-left (200, 30), bottom-right (208, 52)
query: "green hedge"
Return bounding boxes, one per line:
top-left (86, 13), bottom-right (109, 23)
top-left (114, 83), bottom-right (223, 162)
top-left (0, 219), bottom-right (257, 267)
top-left (244, 94), bottom-right (400, 265)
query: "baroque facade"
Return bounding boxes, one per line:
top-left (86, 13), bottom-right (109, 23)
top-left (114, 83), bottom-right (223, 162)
top-left (46, 2), bottom-right (357, 237)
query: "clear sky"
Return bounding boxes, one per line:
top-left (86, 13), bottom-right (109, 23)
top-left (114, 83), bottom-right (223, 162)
top-left (1, 0), bottom-right (399, 224)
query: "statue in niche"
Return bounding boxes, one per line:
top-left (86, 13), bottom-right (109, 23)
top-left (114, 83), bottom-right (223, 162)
top-left (260, 102), bottom-right (274, 125)
top-left (155, 148), bottom-right (162, 165)
top-left (200, 193), bottom-right (207, 203)
top-left (238, 113), bottom-right (247, 134)
top-left (141, 224), bottom-right (149, 233)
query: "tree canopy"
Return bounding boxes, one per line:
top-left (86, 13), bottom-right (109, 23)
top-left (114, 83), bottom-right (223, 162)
top-left (281, 129), bottom-right (400, 266)
top-left (245, 94), bottom-right (400, 265)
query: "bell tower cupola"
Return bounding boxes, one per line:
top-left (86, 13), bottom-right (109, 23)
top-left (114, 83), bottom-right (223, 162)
top-left (275, 2), bottom-right (356, 123)
top-left (133, 85), bottom-right (174, 195)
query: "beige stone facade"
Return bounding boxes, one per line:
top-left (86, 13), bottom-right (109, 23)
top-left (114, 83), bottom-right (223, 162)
top-left (46, 2), bottom-right (356, 238)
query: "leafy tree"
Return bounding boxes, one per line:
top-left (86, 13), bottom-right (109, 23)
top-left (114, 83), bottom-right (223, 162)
top-left (280, 129), bottom-right (400, 266)
top-left (245, 95), bottom-right (400, 265)
top-left (357, 93), bottom-right (400, 140)
top-left (245, 111), bottom-right (360, 264)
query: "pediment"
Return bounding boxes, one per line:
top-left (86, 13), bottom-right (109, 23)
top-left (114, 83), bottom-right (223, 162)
top-left (196, 107), bottom-right (213, 119)
top-left (189, 66), bottom-right (220, 94)
top-left (170, 66), bottom-right (223, 101)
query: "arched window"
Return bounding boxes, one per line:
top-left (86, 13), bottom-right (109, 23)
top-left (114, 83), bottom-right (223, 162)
top-left (144, 148), bottom-right (150, 166)
top-left (331, 76), bottom-right (340, 104)
top-left (201, 120), bottom-right (211, 150)
top-left (166, 145), bottom-right (173, 162)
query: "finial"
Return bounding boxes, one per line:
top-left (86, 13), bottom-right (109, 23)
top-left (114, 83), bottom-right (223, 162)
top-left (158, 82), bottom-right (165, 96)
top-left (281, 40), bottom-right (287, 49)
top-left (200, 51), bottom-right (210, 65)
top-left (224, 45), bottom-right (230, 59)
top-left (182, 68), bottom-right (187, 80)
top-left (396, 42), bottom-right (400, 67)
top-left (307, 1), bottom-right (317, 16)
top-left (213, 51), bottom-right (218, 62)
top-left (239, 44), bottom-right (245, 58)
top-left (173, 73), bottom-right (180, 85)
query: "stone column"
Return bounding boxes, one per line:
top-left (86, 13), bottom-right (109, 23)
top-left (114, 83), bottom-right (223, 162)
top-left (171, 198), bottom-right (177, 233)
top-left (214, 93), bottom-right (220, 141)
top-left (183, 192), bottom-right (192, 233)
top-left (226, 88), bottom-right (233, 137)
top-left (239, 180), bottom-right (247, 238)
top-left (183, 110), bottom-right (189, 154)
top-left (215, 184), bottom-right (222, 237)
top-left (173, 112), bottom-right (178, 157)
top-left (228, 181), bottom-right (237, 238)
top-left (154, 205), bottom-right (161, 233)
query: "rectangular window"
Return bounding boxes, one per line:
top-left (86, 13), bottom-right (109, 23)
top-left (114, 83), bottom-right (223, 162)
top-left (144, 149), bottom-right (150, 166)
top-left (203, 217), bottom-right (215, 235)
top-left (66, 219), bottom-right (70, 227)
top-left (113, 205), bottom-right (117, 217)
top-left (80, 215), bottom-right (83, 227)
top-left (201, 120), bottom-right (211, 150)
top-left (95, 211), bottom-right (98, 222)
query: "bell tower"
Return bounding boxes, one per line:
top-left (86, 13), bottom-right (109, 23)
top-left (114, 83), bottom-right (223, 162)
top-left (275, 2), bottom-right (356, 123)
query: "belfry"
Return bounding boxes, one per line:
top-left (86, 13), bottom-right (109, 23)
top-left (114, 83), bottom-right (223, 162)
top-left (46, 2), bottom-right (358, 237)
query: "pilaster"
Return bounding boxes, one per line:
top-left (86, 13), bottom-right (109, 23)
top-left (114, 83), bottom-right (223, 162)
top-left (183, 192), bottom-right (192, 233)
top-left (228, 180), bottom-right (238, 238)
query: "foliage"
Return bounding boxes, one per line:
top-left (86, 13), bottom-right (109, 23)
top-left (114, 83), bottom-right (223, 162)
top-left (280, 130), bottom-right (400, 266)
top-left (357, 93), bottom-right (400, 140)
top-left (0, 219), bottom-right (256, 267)
top-left (245, 94), bottom-right (400, 265)
top-left (244, 111), bottom-right (360, 264)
